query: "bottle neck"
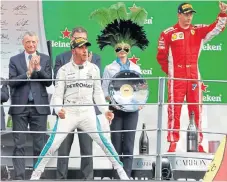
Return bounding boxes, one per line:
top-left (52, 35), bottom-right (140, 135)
top-left (189, 114), bottom-right (195, 125)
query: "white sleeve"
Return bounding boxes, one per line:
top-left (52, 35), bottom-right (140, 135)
top-left (102, 66), bottom-right (111, 98)
top-left (93, 65), bottom-right (109, 114)
top-left (52, 67), bottom-right (66, 115)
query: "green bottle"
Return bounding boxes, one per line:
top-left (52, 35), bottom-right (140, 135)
top-left (7, 115), bottom-right (12, 128)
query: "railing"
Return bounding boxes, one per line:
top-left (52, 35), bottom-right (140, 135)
top-left (1, 76), bottom-right (227, 180)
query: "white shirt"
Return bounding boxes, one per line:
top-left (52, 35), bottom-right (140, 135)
top-left (24, 51), bottom-right (37, 68)
top-left (24, 51), bottom-right (41, 71)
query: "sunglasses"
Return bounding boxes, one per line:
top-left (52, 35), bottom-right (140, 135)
top-left (115, 47), bottom-right (130, 53)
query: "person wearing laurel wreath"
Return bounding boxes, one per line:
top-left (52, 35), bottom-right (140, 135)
top-left (90, 2), bottom-right (149, 178)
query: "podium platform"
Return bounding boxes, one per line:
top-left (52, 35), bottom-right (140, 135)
top-left (165, 152), bottom-right (214, 181)
top-left (1, 133), bottom-right (215, 180)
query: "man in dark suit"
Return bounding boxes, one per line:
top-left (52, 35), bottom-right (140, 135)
top-left (1, 78), bottom-right (9, 131)
top-left (8, 31), bottom-right (52, 180)
top-left (54, 27), bottom-right (101, 180)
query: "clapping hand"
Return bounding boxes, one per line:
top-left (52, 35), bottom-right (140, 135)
top-left (31, 55), bottom-right (41, 70)
top-left (28, 59), bottom-right (35, 77)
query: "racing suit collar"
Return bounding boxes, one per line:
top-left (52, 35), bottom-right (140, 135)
top-left (175, 23), bottom-right (193, 31)
top-left (71, 60), bottom-right (88, 67)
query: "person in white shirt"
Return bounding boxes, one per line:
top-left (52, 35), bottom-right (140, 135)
top-left (30, 37), bottom-right (129, 180)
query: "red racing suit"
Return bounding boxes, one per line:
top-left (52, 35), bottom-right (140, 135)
top-left (157, 13), bottom-right (227, 143)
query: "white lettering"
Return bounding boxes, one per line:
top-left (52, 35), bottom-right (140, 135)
top-left (202, 43), bottom-right (222, 51)
top-left (203, 94), bottom-right (222, 102)
top-left (52, 41), bottom-right (70, 48)
top-left (141, 68), bottom-right (153, 75)
top-left (144, 17), bottom-right (153, 25)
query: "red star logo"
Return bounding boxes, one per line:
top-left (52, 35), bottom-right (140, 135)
top-left (201, 82), bottom-right (208, 92)
top-left (61, 27), bottom-right (71, 39)
top-left (128, 55), bottom-right (140, 64)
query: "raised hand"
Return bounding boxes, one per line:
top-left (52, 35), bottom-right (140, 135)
top-left (219, 1), bottom-right (227, 13)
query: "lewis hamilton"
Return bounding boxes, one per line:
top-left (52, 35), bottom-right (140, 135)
top-left (30, 37), bottom-right (129, 180)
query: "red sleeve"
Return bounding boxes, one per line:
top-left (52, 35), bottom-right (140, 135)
top-left (197, 13), bottom-right (227, 43)
top-left (156, 32), bottom-right (169, 75)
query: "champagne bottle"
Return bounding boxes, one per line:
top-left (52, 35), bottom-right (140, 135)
top-left (47, 120), bottom-right (50, 130)
top-left (187, 112), bottom-right (198, 152)
top-left (139, 123), bottom-right (149, 155)
top-left (7, 115), bottom-right (12, 128)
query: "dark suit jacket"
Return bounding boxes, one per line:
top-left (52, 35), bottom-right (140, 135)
top-left (8, 51), bottom-right (52, 115)
top-left (1, 84), bottom-right (9, 130)
top-left (53, 51), bottom-right (101, 115)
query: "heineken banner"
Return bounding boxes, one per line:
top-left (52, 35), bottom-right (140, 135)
top-left (1, 1), bottom-right (227, 169)
top-left (42, 1), bottom-right (227, 103)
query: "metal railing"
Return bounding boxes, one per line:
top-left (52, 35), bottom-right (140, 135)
top-left (1, 76), bottom-right (227, 180)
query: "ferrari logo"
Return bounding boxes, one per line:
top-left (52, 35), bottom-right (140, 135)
top-left (191, 30), bottom-right (195, 35)
top-left (171, 34), bottom-right (177, 41)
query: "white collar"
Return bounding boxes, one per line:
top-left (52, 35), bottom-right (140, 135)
top-left (24, 51), bottom-right (37, 59)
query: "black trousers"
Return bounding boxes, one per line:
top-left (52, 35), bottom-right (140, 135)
top-left (12, 102), bottom-right (47, 180)
top-left (56, 128), bottom-right (93, 179)
top-left (110, 109), bottom-right (139, 178)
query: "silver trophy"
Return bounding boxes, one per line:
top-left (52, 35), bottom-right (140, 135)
top-left (108, 70), bottom-right (149, 112)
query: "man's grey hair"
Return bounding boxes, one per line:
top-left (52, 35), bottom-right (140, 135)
top-left (23, 31), bottom-right (38, 40)
top-left (71, 27), bottom-right (87, 37)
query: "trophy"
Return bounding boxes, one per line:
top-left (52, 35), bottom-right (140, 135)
top-left (108, 70), bottom-right (149, 112)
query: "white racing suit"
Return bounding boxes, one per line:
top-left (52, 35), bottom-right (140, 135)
top-left (30, 61), bottom-right (129, 180)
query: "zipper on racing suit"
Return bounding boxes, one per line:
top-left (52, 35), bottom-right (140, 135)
top-left (78, 66), bottom-right (81, 115)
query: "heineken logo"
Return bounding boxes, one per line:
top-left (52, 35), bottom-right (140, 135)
top-left (202, 43), bottom-right (222, 51)
top-left (52, 41), bottom-right (70, 48)
top-left (128, 55), bottom-right (153, 75)
top-left (201, 82), bottom-right (208, 92)
top-left (201, 83), bottom-right (222, 102)
top-left (203, 94), bottom-right (222, 102)
top-left (51, 27), bottom-right (72, 48)
top-left (128, 3), bottom-right (153, 25)
top-left (128, 55), bottom-right (139, 64)
top-left (60, 27), bottom-right (71, 39)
